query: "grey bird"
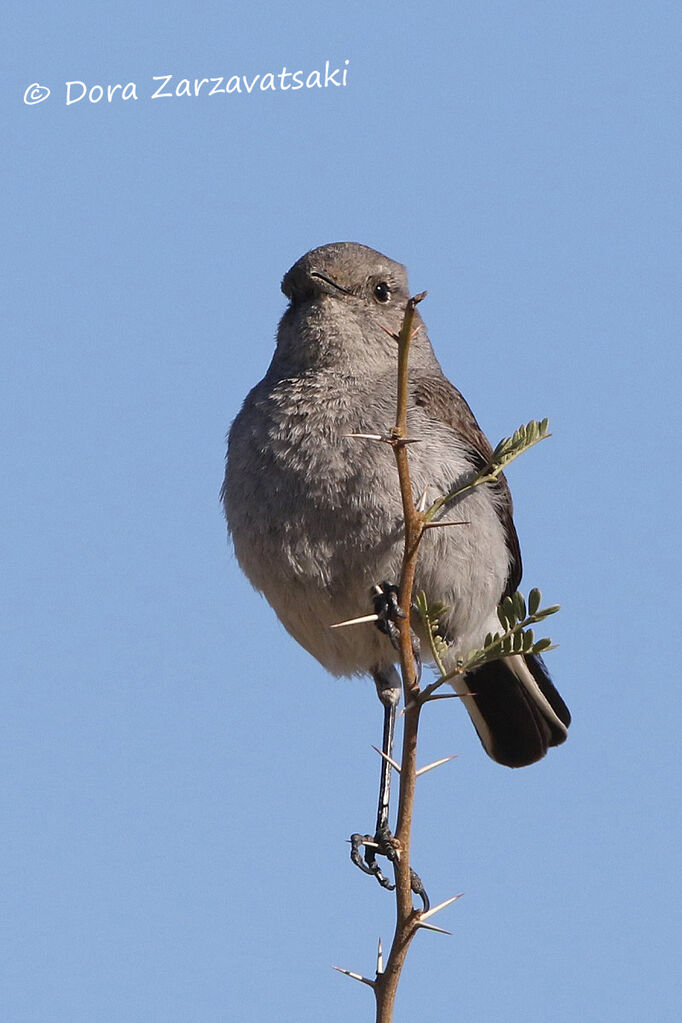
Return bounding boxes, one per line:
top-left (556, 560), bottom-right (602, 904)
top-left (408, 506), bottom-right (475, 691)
top-left (222, 242), bottom-right (570, 886)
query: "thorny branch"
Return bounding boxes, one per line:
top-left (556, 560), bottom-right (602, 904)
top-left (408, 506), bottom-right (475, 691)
top-left (334, 295), bottom-right (470, 1021)
top-left (334, 296), bottom-right (557, 1023)
top-left (373, 293), bottom-right (431, 1022)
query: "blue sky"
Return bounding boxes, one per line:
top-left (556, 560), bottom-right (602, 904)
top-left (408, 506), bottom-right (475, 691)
top-left (3, 2), bottom-right (681, 1020)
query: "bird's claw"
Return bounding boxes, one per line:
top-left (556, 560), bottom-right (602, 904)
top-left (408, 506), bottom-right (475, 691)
top-left (350, 828), bottom-right (398, 891)
top-left (372, 583), bottom-right (405, 649)
top-left (409, 868), bottom-right (430, 912)
top-left (349, 828), bottom-right (430, 909)
top-left (372, 582), bottom-right (423, 682)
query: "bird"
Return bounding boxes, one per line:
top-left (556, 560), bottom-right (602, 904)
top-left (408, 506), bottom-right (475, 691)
top-left (222, 241), bottom-right (570, 886)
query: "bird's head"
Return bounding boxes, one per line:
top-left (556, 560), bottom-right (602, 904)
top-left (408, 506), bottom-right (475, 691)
top-left (274, 242), bottom-right (435, 374)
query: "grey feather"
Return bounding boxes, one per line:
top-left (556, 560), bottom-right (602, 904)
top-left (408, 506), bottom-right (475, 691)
top-left (222, 242), bottom-right (570, 766)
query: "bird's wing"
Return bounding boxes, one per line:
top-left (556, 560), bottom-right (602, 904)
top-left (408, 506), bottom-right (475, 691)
top-left (411, 372), bottom-right (522, 598)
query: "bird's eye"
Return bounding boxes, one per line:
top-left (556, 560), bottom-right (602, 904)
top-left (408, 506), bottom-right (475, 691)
top-left (373, 281), bottom-right (392, 304)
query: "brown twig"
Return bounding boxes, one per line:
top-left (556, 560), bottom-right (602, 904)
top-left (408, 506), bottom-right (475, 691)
top-left (373, 293), bottom-right (428, 1023)
top-left (335, 307), bottom-right (555, 1018)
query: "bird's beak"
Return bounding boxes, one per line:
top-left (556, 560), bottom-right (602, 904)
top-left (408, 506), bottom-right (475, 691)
top-left (309, 270), bottom-right (352, 297)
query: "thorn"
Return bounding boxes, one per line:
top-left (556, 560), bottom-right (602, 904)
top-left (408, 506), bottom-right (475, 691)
top-left (416, 920), bottom-right (452, 935)
top-left (423, 692), bottom-right (474, 703)
top-left (343, 432), bottom-right (391, 443)
top-left (331, 965), bottom-right (376, 989)
top-left (346, 836), bottom-right (379, 849)
top-left (416, 754), bottom-right (459, 777)
top-left (415, 489), bottom-right (429, 512)
top-left (376, 938), bottom-right (384, 975)
top-left (422, 520), bottom-right (470, 530)
top-left (419, 893), bottom-right (464, 923)
top-left (330, 613), bottom-right (381, 629)
top-left (379, 323), bottom-right (400, 341)
top-left (371, 745), bottom-right (401, 773)
top-left (398, 699), bottom-right (417, 717)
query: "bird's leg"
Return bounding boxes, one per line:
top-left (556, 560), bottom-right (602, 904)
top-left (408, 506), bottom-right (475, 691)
top-left (350, 667), bottom-right (400, 891)
top-left (349, 666), bottom-right (429, 910)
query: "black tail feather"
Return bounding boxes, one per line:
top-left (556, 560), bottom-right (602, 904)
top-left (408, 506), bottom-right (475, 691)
top-left (458, 655), bottom-right (570, 768)
top-left (526, 654), bottom-right (571, 732)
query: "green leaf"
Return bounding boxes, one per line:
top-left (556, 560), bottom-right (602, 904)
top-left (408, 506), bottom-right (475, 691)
top-left (512, 591), bottom-right (526, 621)
top-left (528, 588), bottom-right (541, 616)
top-left (502, 595), bottom-right (516, 625)
top-left (532, 637), bottom-right (553, 653)
top-left (493, 436), bottom-right (513, 459)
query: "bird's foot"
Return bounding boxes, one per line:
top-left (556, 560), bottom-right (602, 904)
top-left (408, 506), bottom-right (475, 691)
top-left (372, 583), bottom-right (405, 649)
top-left (408, 867), bottom-right (430, 912)
top-left (372, 582), bottom-right (422, 682)
top-left (350, 824), bottom-right (398, 891)
top-left (349, 826), bottom-right (429, 910)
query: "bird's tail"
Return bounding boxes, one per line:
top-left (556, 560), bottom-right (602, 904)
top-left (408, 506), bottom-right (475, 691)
top-left (452, 654), bottom-right (571, 767)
